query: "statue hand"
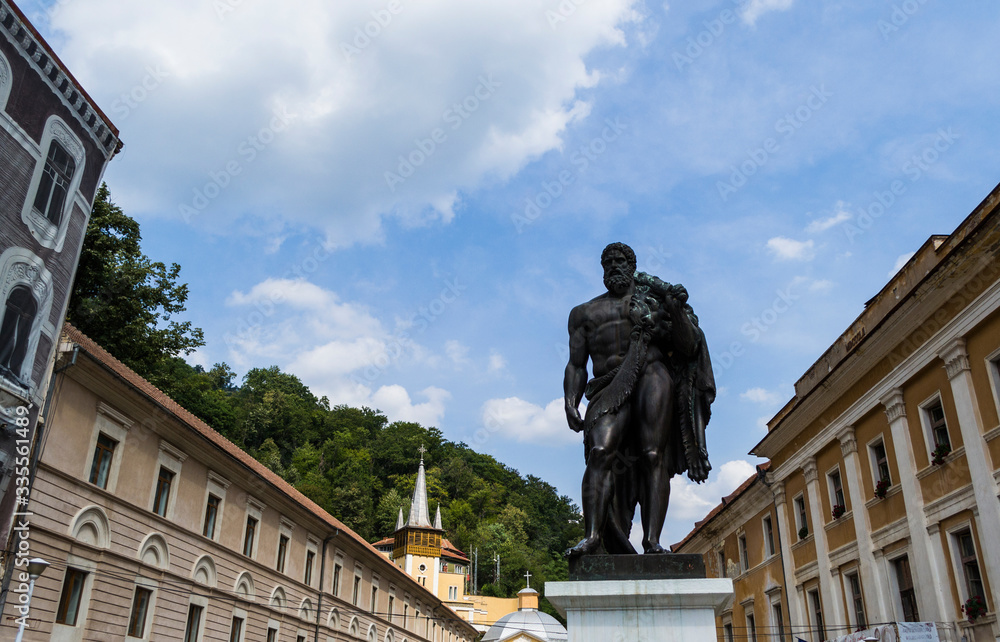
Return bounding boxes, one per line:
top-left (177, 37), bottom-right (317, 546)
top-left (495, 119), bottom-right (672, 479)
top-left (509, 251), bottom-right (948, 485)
top-left (566, 406), bottom-right (584, 433)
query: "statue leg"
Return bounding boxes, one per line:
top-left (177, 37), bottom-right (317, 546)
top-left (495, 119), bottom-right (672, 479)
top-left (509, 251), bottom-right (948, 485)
top-left (566, 409), bottom-right (628, 557)
top-left (636, 361), bottom-right (673, 554)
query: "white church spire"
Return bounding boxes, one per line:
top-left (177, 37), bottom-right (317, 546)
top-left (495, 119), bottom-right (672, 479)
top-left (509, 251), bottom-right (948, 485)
top-left (406, 445), bottom-right (433, 528)
top-left (434, 504), bottom-right (443, 530)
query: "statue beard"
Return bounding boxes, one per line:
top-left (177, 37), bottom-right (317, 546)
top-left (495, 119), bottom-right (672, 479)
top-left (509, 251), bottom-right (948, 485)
top-left (604, 269), bottom-right (632, 295)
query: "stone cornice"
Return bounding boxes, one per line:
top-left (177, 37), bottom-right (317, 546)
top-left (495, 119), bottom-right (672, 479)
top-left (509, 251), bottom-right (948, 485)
top-left (97, 401), bottom-right (133, 429)
top-left (159, 439), bottom-right (188, 463)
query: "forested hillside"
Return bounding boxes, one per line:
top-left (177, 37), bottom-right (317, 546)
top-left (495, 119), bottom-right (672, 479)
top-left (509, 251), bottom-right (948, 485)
top-left (67, 186), bottom-right (583, 606)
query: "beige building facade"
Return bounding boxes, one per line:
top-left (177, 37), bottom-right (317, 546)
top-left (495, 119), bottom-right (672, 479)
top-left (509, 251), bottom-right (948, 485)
top-left (2, 324), bottom-right (478, 642)
top-left (675, 181), bottom-right (1000, 642)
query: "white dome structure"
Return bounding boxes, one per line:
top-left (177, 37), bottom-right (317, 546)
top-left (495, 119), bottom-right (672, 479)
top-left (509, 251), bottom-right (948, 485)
top-left (481, 588), bottom-right (567, 642)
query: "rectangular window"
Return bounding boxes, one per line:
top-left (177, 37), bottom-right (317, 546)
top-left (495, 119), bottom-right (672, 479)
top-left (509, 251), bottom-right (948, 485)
top-left (371, 585), bottom-right (378, 613)
top-left (184, 604), bottom-right (203, 642)
top-left (152, 466), bottom-right (173, 517)
top-left (763, 516), bottom-right (775, 557)
top-left (848, 572), bottom-right (867, 629)
top-left (56, 568), bottom-right (87, 626)
top-left (894, 556), bottom-right (919, 622)
top-left (353, 576), bottom-right (361, 606)
top-left (794, 495), bottom-right (808, 538)
top-left (723, 622), bottom-right (734, 642)
top-left (276, 534), bottom-right (289, 572)
top-left (738, 534), bottom-right (749, 572)
top-left (127, 586), bottom-right (153, 637)
top-left (871, 439), bottom-right (891, 484)
top-left (926, 400), bottom-right (950, 449)
top-left (829, 469), bottom-right (845, 509)
top-left (747, 613), bottom-right (757, 642)
top-left (772, 602), bottom-right (785, 642)
top-left (304, 551), bottom-right (315, 586)
top-left (296, 636), bottom-right (306, 642)
top-left (89, 434), bottom-right (117, 488)
top-left (203, 494), bottom-right (221, 539)
top-left (388, 595), bottom-right (395, 622)
top-left (243, 516), bottom-right (257, 557)
top-left (33, 140), bottom-right (76, 225)
top-left (404, 603), bottom-right (409, 628)
top-left (267, 628), bottom-right (278, 642)
top-left (718, 550), bottom-right (727, 578)
top-left (957, 530), bottom-right (985, 599)
top-left (229, 616), bottom-right (244, 642)
top-left (332, 563), bottom-right (342, 596)
top-left (809, 589), bottom-right (825, 641)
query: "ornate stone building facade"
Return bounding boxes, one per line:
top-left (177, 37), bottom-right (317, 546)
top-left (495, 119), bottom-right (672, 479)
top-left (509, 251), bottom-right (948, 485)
top-left (0, 324), bottom-right (478, 641)
top-left (675, 182), bottom-right (1000, 642)
top-left (0, 0), bottom-right (120, 564)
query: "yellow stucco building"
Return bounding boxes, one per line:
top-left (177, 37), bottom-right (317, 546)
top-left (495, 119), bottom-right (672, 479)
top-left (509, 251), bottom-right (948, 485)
top-left (675, 180), bottom-right (1000, 642)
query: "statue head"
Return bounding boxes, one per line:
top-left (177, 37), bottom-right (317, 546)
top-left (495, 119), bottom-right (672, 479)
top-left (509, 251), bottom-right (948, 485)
top-left (601, 242), bottom-right (636, 295)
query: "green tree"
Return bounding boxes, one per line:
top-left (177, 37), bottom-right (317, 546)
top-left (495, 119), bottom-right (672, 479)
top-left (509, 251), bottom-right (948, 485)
top-left (67, 184), bottom-right (204, 381)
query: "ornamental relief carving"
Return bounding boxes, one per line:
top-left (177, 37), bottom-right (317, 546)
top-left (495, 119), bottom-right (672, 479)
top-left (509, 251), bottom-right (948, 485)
top-left (50, 119), bottom-right (86, 165)
top-left (5, 261), bottom-right (52, 300)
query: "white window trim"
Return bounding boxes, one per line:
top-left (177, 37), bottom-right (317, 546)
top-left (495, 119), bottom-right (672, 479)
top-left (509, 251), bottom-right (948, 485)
top-left (826, 464), bottom-right (845, 514)
top-left (20, 115), bottom-right (86, 252)
top-left (332, 552), bottom-right (344, 597)
top-left (0, 49), bottom-right (12, 108)
top-left (0, 247), bottom-right (55, 396)
top-left (304, 535), bottom-right (319, 587)
top-left (229, 608), bottom-right (248, 642)
top-left (867, 434), bottom-right (892, 486)
top-left (276, 517), bottom-right (295, 574)
top-left (51, 554), bottom-right (97, 642)
top-left (917, 391), bottom-right (950, 458)
top-left (793, 493), bottom-right (807, 534)
top-left (737, 531), bottom-right (749, 573)
top-left (83, 402), bottom-right (132, 493)
top-left (243, 495), bottom-right (265, 560)
top-left (761, 514), bottom-right (776, 558)
top-left (721, 616), bottom-right (734, 642)
top-left (267, 618), bottom-right (281, 641)
top-left (745, 609), bottom-right (758, 642)
top-left (885, 548), bottom-right (913, 623)
top-left (806, 586), bottom-right (824, 636)
top-left (768, 595), bottom-right (784, 641)
top-left (148, 440), bottom-right (186, 519)
top-left (945, 520), bottom-right (984, 604)
top-left (202, 470), bottom-right (230, 542)
top-left (984, 346), bottom-right (1000, 421)
top-left (124, 577), bottom-right (159, 642)
top-left (841, 567), bottom-right (865, 629)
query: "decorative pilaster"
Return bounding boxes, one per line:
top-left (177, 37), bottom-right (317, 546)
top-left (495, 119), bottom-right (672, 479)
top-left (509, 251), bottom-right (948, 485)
top-left (771, 480), bottom-right (801, 628)
top-left (837, 425), bottom-right (890, 623)
top-left (938, 338), bottom-right (1000, 611)
top-left (879, 389), bottom-right (948, 621)
top-left (802, 457), bottom-right (844, 626)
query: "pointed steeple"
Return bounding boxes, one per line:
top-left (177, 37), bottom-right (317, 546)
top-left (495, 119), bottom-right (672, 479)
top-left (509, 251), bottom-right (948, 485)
top-left (406, 445), bottom-right (433, 528)
top-left (434, 504), bottom-right (443, 530)
top-left (396, 507), bottom-right (405, 531)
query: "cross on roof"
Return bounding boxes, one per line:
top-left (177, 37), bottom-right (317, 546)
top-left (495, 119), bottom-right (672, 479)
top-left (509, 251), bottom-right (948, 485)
top-left (418, 444), bottom-right (427, 461)
top-left (524, 570), bottom-right (532, 588)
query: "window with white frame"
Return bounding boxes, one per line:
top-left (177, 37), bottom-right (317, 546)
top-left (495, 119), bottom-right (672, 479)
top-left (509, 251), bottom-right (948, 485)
top-left (0, 247), bottom-right (54, 393)
top-left (771, 601), bottom-right (785, 642)
top-left (828, 467), bottom-right (845, 514)
top-left (762, 515), bottom-right (775, 557)
top-left (808, 588), bottom-right (825, 641)
top-left (229, 609), bottom-right (247, 642)
top-left (243, 495), bottom-right (265, 559)
top-left (868, 437), bottom-right (892, 487)
top-left (201, 471), bottom-right (229, 542)
top-left (746, 612), bottom-right (758, 642)
top-left (21, 116), bottom-right (86, 252)
top-left (126, 579), bottom-right (158, 640)
top-left (722, 620), bottom-right (734, 642)
top-left (332, 555), bottom-right (343, 596)
top-left (921, 396), bottom-right (952, 454)
top-left (0, 49), bottom-right (12, 108)
top-left (893, 555), bottom-right (919, 622)
top-left (846, 571), bottom-right (866, 629)
top-left (149, 440), bottom-right (186, 519)
top-left (56, 567), bottom-right (89, 626)
top-left (276, 516), bottom-right (295, 573)
top-left (794, 494), bottom-right (808, 538)
top-left (952, 528), bottom-right (985, 601)
top-left (718, 549), bottom-right (726, 578)
top-left (304, 536), bottom-right (318, 586)
top-left (987, 348), bottom-right (1000, 419)
top-left (738, 533), bottom-right (749, 573)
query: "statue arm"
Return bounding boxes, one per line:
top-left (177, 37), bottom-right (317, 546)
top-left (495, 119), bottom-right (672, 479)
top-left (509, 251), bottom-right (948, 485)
top-left (564, 307), bottom-right (588, 433)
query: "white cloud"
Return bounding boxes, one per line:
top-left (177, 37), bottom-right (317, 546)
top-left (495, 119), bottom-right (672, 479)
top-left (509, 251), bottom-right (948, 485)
top-left (487, 351), bottom-right (507, 375)
top-left (804, 203), bottom-right (851, 234)
top-left (766, 236), bottom-right (815, 261)
top-left (50, 0), bottom-right (640, 245)
top-left (371, 385), bottom-right (450, 427)
top-left (889, 251), bottom-right (916, 278)
top-left (445, 340), bottom-right (470, 367)
top-left (667, 459), bottom-right (758, 524)
top-left (740, 387), bottom-right (782, 405)
top-left (481, 397), bottom-right (579, 446)
top-left (740, 0), bottom-right (795, 26)
top-left (809, 279), bottom-right (834, 293)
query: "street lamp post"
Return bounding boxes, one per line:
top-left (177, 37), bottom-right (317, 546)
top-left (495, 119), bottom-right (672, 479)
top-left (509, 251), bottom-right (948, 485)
top-left (14, 558), bottom-right (49, 642)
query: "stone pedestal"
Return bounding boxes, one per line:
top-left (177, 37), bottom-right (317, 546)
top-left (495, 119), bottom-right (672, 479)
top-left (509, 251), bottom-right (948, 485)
top-left (545, 577), bottom-right (733, 642)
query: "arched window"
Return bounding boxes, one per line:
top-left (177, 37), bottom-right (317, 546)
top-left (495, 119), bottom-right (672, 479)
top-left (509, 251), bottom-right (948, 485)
top-left (234, 572), bottom-right (255, 601)
top-left (270, 586), bottom-right (287, 610)
top-left (367, 624), bottom-right (377, 642)
top-left (20, 116), bottom-right (85, 251)
top-left (0, 49), bottom-right (12, 108)
top-left (32, 140), bottom-right (76, 226)
top-left (191, 555), bottom-right (217, 587)
top-left (348, 616), bottom-right (359, 637)
top-left (138, 533), bottom-right (170, 569)
top-left (69, 505), bottom-right (111, 549)
top-left (0, 285), bottom-right (37, 386)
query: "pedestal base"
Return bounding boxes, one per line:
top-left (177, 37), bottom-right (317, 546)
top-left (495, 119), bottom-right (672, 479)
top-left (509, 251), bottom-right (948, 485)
top-left (545, 578), bottom-right (733, 642)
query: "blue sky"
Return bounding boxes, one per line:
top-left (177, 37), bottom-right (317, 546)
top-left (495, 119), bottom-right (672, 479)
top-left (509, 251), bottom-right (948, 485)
top-left (20, 0), bottom-right (1000, 547)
